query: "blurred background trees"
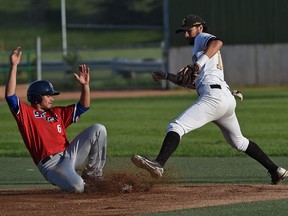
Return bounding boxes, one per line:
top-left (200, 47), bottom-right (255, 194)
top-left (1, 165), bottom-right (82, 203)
top-left (0, 0), bottom-right (163, 50)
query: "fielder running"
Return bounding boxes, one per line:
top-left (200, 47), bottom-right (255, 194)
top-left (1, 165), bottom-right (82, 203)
top-left (5, 47), bottom-right (107, 193)
top-left (131, 15), bottom-right (288, 184)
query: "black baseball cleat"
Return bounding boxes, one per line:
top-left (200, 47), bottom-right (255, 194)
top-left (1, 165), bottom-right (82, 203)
top-left (131, 155), bottom-right (164, 179)
top-left (270, 167), bottom-right (288, 185)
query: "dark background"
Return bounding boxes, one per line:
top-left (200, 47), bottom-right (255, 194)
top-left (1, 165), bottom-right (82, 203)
top-left (170, 0), bottom-right (288, 46)
top-left (1, 0), bottom-right (287, 50)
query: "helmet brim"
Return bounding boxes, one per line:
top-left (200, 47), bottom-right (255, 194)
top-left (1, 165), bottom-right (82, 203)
top-left (42, 90), bottom-right (60, 96)
top-left (52, 91), bottom-right (60, 95)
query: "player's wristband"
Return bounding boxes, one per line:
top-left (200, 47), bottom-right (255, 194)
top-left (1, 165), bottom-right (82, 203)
top-left (196, 54), bottom-right (209, 68)
top-left (165, 72), bottom-right (169, 80)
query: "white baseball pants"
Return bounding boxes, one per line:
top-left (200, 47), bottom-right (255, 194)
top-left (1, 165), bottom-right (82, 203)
top-left (167, 84), bottom-right (249, 152)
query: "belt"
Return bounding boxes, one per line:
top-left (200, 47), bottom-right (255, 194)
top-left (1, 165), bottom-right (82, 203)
top-left (210, 84), bottom-right (221, 89)
top-left (41, 152), bottom-right (63, 165)
top-left (41, 155), bottom-right (52, 165)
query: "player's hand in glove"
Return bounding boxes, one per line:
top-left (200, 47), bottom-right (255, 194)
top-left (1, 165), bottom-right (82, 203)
top-left (176, 63), bottom-right (201, 89)
top-left (152, 63), bottom-right (201, 89)
top-left (178, 63), bottom-right (200, 75)
top-left (152, 71), bottom-right (166, 81)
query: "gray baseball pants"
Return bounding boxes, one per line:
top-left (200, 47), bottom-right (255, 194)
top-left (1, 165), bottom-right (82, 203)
top-left (37, 124), bottom-right (107, 193)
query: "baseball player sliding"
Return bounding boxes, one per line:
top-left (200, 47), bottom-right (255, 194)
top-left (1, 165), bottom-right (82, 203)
top-left (5, 47), bottom-right (107, 193)
top-left (132, 15), bottom-right (288, 184)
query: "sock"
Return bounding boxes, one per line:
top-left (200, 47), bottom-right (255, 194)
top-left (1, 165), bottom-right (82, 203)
top-left (156, 131), bottom-right (180, 167)
top-left (245, 140), bottom-right (278, 174)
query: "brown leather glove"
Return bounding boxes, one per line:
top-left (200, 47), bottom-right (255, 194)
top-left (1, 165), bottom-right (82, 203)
top-left (176, 63), bottom-right (200, 89)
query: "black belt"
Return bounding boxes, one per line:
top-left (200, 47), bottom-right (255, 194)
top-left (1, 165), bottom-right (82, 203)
top-left (41, 155), bottom-right (52, 165)
top-left (41, 152), bottom-right (61, 165)
top-left (210, 84), bottom-right (221, 89)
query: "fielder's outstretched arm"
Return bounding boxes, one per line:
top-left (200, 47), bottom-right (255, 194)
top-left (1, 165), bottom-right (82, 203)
top-left (152, 71), bottom-right (178, 84)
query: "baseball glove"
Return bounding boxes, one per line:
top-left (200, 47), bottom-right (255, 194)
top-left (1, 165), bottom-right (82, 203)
top-left (176, 63), bottom-right (200, 89)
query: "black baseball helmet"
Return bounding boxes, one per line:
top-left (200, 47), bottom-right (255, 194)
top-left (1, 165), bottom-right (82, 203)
top-left (27, 80), bottom-right (60, 104)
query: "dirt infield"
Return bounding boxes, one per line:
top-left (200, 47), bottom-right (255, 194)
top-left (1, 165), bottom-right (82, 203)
top-left (1, 182), bottom-right (288, 216)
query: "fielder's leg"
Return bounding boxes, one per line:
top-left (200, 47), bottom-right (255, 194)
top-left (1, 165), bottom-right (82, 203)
top-left (214, 100), bottom-right (288, 184)
top-left (156, 131), bottom-right (180, 167)
top-left (131, 131), bottom-right (180, 178)
top-left (245, 140), bottom-right (288, 184)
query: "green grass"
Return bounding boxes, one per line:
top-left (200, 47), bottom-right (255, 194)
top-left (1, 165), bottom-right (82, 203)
top-left (0, 45), bottom-right (162, 63)
top-left (141, 199), bottom-right (288, 216)
top-left (1, 87), bottom-right (288, 157)
top-left (0, 0), bottom-right (163, 50)
top-left (1, 156), bottom-right (288, 186)
top-left (0, 45), bottom-right (163, 87)
top-left (0, 27), bottom-right (162, 51)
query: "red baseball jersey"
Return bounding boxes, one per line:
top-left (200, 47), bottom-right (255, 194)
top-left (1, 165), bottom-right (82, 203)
top-left (9, 98), bottom-right (78, 165)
